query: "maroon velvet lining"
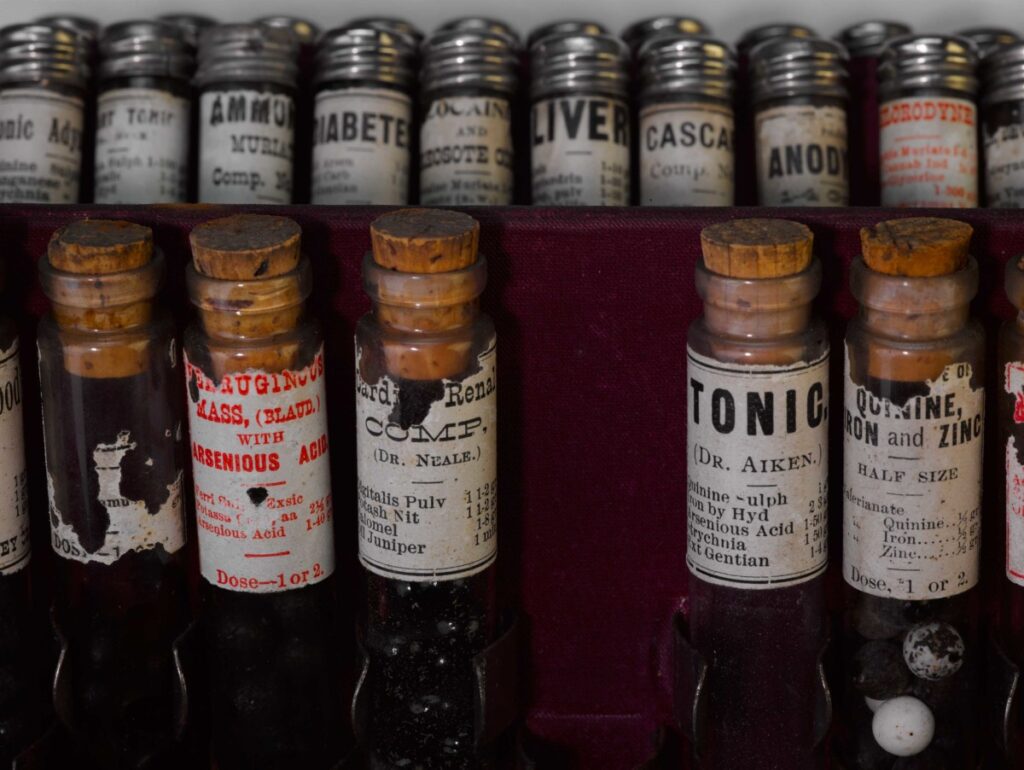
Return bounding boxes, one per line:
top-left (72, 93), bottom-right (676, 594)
top-left (2, 204), bottom-right (1019, 769)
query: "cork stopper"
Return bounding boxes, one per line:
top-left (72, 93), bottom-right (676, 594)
top-left (860, 218), bottom-right (972, 277)
top-left (700, 218), bottom-right (813, 279)
top-left (190, 214), bottom-right (301, 280)
top-left (370, 208), bottom-right (479, 273)
top-left (48, 219), bottom-right (152, 274)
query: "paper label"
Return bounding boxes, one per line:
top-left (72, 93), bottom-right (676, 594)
top-left (419, 96), bottom-right (513, 205)
top-left (311, 87), bottom-right (412, 204)
top-left (984, 124), bottom-right (1024, 208)
top-left (879, 97), bottom-right (978, 208)
top-left (686, 348), bottom-right (829, 588)
top-left (755, 104), bottom-right (849, 206)
top-left (0, 88), bottom-right (83, 203)
top-left (843, 353), bottom-right (983, 600)
top-left (1005, 362), bottom-right (1024, 585)
top-left (531, 95), bottom-right (630, 205)
top-left (639, 102), bottom-right (734, 206)
top-left (0, 343), bottom-right (28, 575)
top-left (198, 89), bottom-right (294, 204)
top-left (49, 430), bottom-right (186, 565)
top-left (356, 339), bottom-right (497, 581)
top-left (94, 87), bottom-right (190, 204)
top-left (185, 347), bottom-right (335, 593)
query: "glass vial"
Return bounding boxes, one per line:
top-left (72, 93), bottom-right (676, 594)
top-left (355, 209), bottom-right (500, 767)
top-left (840, 217), bottom-right (983, 767)
top-left (311, 26), bottom-right (416, 205)
top-left (687, 219), bottom-right (829, 768)
top-left (623, 16), bottom-right (710, 53)
top-left (958, 27), bottom-right (1020, 61)
top-left (750, 37), bottom-right (850, 206)
top-left (0, 23), bottom-right (91, 203)
top-left (37, 220), bottom-right (191, 766)
top-left (419, 29), bottom-right (519, 206)
top-left (981, 42), bottom-right (1024, 207)
top-left (879, 35), bottom-right (979, 208)
top-left (195, 24), bottom-right (298, 204)
top-left (0, 259), bottom-right (36, 765)
top-left (530, 33), bottom-right (631, 205)
top-left (93, 21), bottom-right (194, 204)
top-left (837, 21), bottom-right (911, 206)
top-left (183, 215), bottom-right (345, 769)
top-left (637, 35), bottom-right (736, 205)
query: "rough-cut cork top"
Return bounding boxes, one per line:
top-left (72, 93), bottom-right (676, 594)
top-left (860, 217), bottom-right (972, 277)
top-left (48, 219), bottom-right (153, 274)
top-left (370, 208), bottom-right (479, 273)
top-left (700, 218), bottom-right (813, 279)
top-left (190, 214), bottom-right (301, 280)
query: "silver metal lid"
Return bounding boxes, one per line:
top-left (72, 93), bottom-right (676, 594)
top-left (0, 22), bottom-right (91, 89)
top-left (981, 41), bottom-right (1024, 105)
top-left (623, 16), bottom-right (709, 51)
top-left (98, 21), bottom-right (194, 81)
top-left (346, 17), bottom-right (423, 46)
top-left (195, 24), bottom-right (298, 88)
top-left (530, 32), bottom-right (630, 100)
top-left (420, 29), bottom-right (519, 95)
top-left (254, 16), bottom-right (320, 45)
top-left (158, 14), bottom-right (218, 48)
top-left (315, 26), bottom-right (416, 88)
top-left (36, 14), bottom-right (100, 41)
top-left (879, 34), bottom-right (978, 98)
top-left (638, 34), bottom-right (735, 101)
top-left (958, 27), bottom-right (1020, 60)
top-left (836, 20), bottom-right (911, 57)
top-left (738, 23), bottom-right (818, 56)
top-left (435, 17), bottom-right (520, 49)
top-left (750, 37), bottom-right (848, 102)
top-left (528, 20), bottom-right (608, 49)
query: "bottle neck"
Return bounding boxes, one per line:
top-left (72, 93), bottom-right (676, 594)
top-left (697, 259), bottom-right (820, 341)
top-left (852, 257), bottom-right (977, 342)
top-left (364, 253), bottom-right (487, 335)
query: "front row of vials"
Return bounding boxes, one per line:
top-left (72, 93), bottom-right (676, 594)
top-left (687, 215), bottom-right (990, 768)
top-left (0, 209), bottom-right (498, 766)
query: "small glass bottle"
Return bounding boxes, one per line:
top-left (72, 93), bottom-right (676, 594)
top-left (93, 20), bottom-right (194, 204)
top-left (419, 29), bottom-right (519, 206)
top-left (355, 209), bottom-right (501, 768)
top-left (637, 35), bottom-right (736, 205)
top-left (530, 33), bottom-right (631, 205)
top-left (879, 35), bottom-right (979, 208)
top-left (1001, 256), bottom-right (1024, 761)
top-left (0, 23), bottom-right (91, 203)
top-left (183, 214), bottom-right (346, 770)
top-left (195, 24), bottom-right (299, 204)
top-left (837, 21), bottom-right (911, 205)
top-left (839, 217), bottom-right (983, 768)
top-left (312, 26), bottom-right (416, 205)
top-left (0, 260), bottom-right (37, 765)
top-left (623, 16), bottom-right (709, 54)
top-left (981, 42), bottom-right (1024, 207)
top-left (750, 37), bottom-right (850, 206)
top-left (958, 27), bottom-right (1020, 60)
top-left (687, 219), bottom-right (829, 768)
top-left (37, 220), bottom-right (191, 766)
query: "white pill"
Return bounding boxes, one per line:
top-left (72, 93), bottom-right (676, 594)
top-left (872, 696), bottom-right (934, 756)
top-left (865, 696), bottom-right (885, 713)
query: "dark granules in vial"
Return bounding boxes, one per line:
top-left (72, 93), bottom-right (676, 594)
top-left (363, 570), bottom-right (496, 769)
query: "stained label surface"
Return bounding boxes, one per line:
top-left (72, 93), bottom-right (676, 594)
top-left (0, 342), bottom-right (28, 575)
top-left (755, 104), bottom-right (848, 206)
top-left (984, 124), bottom-right (1024, 208)
top-left (0, 88), bottom-right (84, 203)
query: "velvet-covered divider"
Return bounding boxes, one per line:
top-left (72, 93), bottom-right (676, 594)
top-left (1, 204), bottom-right (1019, 769)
